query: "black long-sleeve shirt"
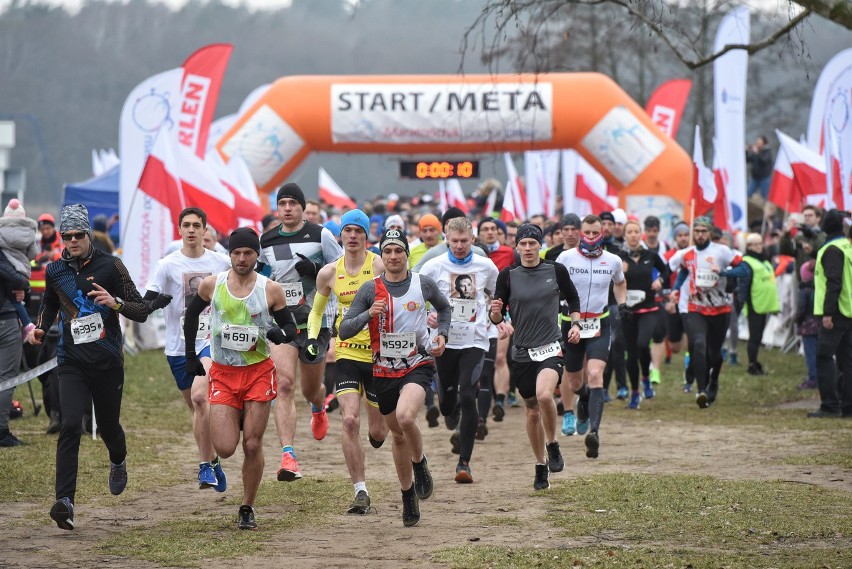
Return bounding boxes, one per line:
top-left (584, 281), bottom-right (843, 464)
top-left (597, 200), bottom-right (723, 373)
top-left (36, 246), bottom-right (148, 368)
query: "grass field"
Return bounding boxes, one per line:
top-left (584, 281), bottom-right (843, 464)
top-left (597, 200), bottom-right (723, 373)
top-left (2, 344), bottom-right (851, 568)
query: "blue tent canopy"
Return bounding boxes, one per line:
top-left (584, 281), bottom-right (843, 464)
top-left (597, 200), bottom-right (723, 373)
top-left (62, 166), bottom-right (120, 242)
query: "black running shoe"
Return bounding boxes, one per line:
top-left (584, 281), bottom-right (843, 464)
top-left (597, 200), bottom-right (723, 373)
top-left (402, 486), bottom-right (420, 527)
top-left (533, 464), bottom-right (550, 490)
top-left (546, 441), bottom-right (564, 473)
top-left (347, 490), bottom-right (371, 515)
top-left (492, 402), bottom-right (505, 422)
top-left (696, 392), bottom-right (708, 409)
top-left (368, 433), bottom-right (385, 449)
top-left (412, 455), bottom-right (433, 500)
top-left (49, 497), bottom-right (74, 530)
top-left (426, 405), bottom-right (440, 428)
top-left (475, 420), bottom-right (488, 441)
top-left (449, 430), bottom-right (460, 455)
top-left (585, 431), bottom-right (600, 459)
top-left (576, 393), bottom-right (589, 423)
top-left (109, 460), bottom-right (127, 496)
top-left (238, 505), bottom-right (257, 530)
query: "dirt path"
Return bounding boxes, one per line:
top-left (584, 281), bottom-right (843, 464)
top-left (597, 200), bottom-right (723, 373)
top-left (3, 393), bottom-right (849, 568)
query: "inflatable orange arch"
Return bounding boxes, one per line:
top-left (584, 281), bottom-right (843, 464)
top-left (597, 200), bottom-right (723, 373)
top-left (217, 73), bottom-right (691, 209)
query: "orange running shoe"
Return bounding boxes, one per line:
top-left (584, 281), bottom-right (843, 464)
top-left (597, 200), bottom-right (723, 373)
top-left (277, 452), bottom-right (302, 482)
top-left (311, 409), bottom-right (329, 440)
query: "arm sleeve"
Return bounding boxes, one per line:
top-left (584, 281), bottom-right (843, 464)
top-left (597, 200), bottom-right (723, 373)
top-left (308, 291), bottom-right (329, 339)
top-left (183, 293), bottom-right (210, 357)
top-left (555, 263), bottom-right (581, 314)
top-left (492, 268), bottom-right (510, 322)
top-left (420, 274), bottom-right (451, 338)
top-left (821, 246), bottom-right (845, 316)
top-left (338, 281), bottom-right (375, 340)
top-left (673, 267), bottom-right (689, 291)
top-left (113, 257), bottom-right (149, 322)
top-left (272, 305), bottom-right (298, 339)
top-left (35, 273), bottom-right (60, 333)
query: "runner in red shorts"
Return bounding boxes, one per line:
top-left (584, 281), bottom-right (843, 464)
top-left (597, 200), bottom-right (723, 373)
top-left (183, 227), bottom-right (297, 530)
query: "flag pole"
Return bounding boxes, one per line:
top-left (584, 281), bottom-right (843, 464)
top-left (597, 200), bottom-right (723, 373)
top-left (689, 198), bottom-right (696, 246)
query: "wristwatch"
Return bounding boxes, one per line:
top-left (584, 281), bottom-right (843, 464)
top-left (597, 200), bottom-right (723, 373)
top-left (113, 297), bottom-right (124, 313)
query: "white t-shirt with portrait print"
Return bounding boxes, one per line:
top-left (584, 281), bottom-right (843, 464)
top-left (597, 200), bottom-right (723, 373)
top-left (419, 251), bottom-right (498, 351)
top-left (146, 248), bottom-right (231, 356)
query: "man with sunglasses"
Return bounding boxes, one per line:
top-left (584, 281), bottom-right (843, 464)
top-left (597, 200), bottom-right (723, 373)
top-left (27, 204), bottom-right (153, 531)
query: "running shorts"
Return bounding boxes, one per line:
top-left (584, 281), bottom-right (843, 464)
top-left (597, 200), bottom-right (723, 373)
top-left (374, 364), bottom-right (435, 416)
top-left (510, 356), bottom-right (563, 400)
top-left (166, 345), bottom-right (211, 391)
top-left (208, 357), bottom-right (277, 410)
top-left (335, 359), bottom-right (379, 407)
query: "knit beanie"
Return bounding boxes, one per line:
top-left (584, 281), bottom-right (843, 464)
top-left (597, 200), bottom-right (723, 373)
top-left (228, 227), bottom-right (260, 254)
top-left (276, 183), bottom-right (306, 210)
top-left (3, 199), bottom-right (25, 218)
top-left (60, 204), bottom-right (91, 235)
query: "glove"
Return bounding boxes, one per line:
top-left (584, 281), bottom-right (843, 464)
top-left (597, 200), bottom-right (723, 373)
top-left (617, 303), bottom-right (631, 323)
top-left (304, 338), bottom-right (320, 361)
top-left (266, 326), bottom-right (291, 345)
top-left (185, 354), bottom-right (206, 378)
top-left (151, 293), bottom-right (173, 310)
top-left (294, 253), bottom-right (320, 279)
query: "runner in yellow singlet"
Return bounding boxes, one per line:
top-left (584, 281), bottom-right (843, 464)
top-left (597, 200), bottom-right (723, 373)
top-left (306, 209), bottom-right (388, 514)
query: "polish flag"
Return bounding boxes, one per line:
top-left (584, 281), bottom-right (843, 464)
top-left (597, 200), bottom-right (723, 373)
top-left (576, 153), bottom-right (615, 215)
top-left (483, 183), bottom-right (499, 217)
top-left (691, 125), bottom-right (718, 216)
top-left (711, 139), bottom-right (731, 231)
top-left (318, 167), bottom-right (357, 210)
top-left (769, 130), bottom-right (828, 212)
top-left (207, 151), bottom-right (264, 230)
top-left (503, 153), bottom-right (527, 222)
top-left (445, 179), bottom-right (470, 214)
top-left (138, 133), bottom-right (236, 235)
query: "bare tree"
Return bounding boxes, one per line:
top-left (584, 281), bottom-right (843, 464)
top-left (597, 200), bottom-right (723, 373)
top-left (463, 0), bottom-right (849, 71)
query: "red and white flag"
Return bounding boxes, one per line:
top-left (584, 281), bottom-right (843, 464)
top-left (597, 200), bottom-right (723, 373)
top-left (502, 153), bottom-right (527, 222)
top-left (483, 183), bottom-right (499, 217)
top-left (139, 133), bottom-right (237, 236)
top-left (207, 151), bottom-right (264, 231)
top-left (177, 44), bottom-right (233, 158)
top-left (445, 179), bottom-right (470, 214)
top-left (318, 167), bottom-right (357, 210)
top-left (560, 149), bottom-right (614, 217)
top-left (645, 78), bottom-right (692, 139)
top-left (711, 138), bottom-right (731, 231)
top-left (769, 130), bottom-right (827, 212)
top-left (691, 125), bottom-right (718, 216)
top-left (524, 150), bottom-right (559, 218)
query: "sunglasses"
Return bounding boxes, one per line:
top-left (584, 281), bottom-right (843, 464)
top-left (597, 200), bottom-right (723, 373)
top-left (61, 232), bottom-right (88, 242)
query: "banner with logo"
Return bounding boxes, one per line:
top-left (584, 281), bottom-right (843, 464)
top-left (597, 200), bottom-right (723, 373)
top-left (119, 68), bottom-right (184, 292)
top-left (823, 66), bottom-right (852, 211)
top-left (177, 44), bottom-right (233, 158)
top-left (644, 79), bottom-right (692, 139)
top-left (806, 48), bottom-right (852, 153)
top-left (713, 6), bottom-right (750, 231)
top-left (524, 150), bottom-right (560, 218)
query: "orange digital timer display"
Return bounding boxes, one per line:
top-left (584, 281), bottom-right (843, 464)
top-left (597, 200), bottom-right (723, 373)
top-left (399, 160), bottom-right (479, 179)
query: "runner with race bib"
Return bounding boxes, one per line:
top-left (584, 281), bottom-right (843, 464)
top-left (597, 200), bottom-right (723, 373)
top-left (555, 215), bottom-right (627, 460)
top-left (420, 216), bottom-right (499, 484)
top-left (183, 227), bottom-right (298, 530)
top-left (490, 223), bottom-right (581, 491)
top-left (339, 228), bottom-right (451, 527)
top-left (144, 207), bottom-right (231, 492)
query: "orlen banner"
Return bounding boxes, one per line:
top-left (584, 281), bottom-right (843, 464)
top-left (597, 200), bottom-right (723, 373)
top-left (216, 74), bottom-right (692, 208)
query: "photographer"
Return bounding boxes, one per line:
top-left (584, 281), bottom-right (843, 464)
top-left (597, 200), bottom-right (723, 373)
top-left (780, 205), bottom-right (825, 280)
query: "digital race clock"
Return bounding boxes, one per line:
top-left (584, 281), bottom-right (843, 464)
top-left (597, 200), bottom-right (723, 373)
top-left (399, 160), bottom-right (480, 179)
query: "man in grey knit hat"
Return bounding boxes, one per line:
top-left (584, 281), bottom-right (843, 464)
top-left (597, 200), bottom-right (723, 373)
top-left (27, 204), bottom-right (153, 530)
